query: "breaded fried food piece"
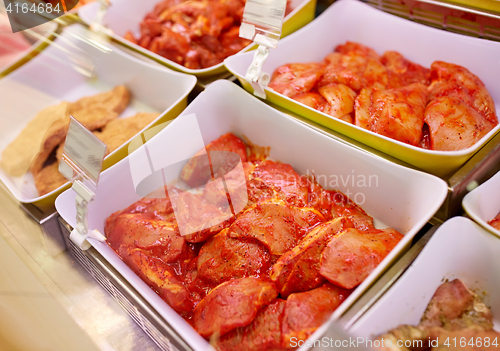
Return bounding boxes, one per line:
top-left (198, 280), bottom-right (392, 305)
top-left (55, 112), bottom-right (159, 161)
top-left (0, 102), bottom-right (69, 177)
top-left (33, 162), bottom-right (68, 196)
top-left (92, 112), bottom-right (158, 155)
top-left (38, 112), bottom-right (157, 196)
top-left (30, 86), bottom-right (130, 175)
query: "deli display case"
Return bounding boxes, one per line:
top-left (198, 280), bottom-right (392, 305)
top-left (1, 0), bottom-right (500, 350)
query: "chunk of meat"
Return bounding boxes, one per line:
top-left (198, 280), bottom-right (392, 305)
top-left (180, 133), bottom-right (247, 188)
top-left (197, 229), bottom-right (272, 285)
top-left (334, 42), bottom-right (381, 60)
top-left (268, 63), bottom-right (325, 98)
top-left (228, 200), bottom-right (325, 256)
top-left (424, 96), bottom-right (495, 151)
top-left (119, 247), bottom-right (193, 315)
top-left (429, 61), bottom-right (497, 125)
top-left (424, 61), bottom-right (498, 151)
top-left (282, 283), bottom-right (351, 344)
top-left (318, 83), bottom-right (357, 122)
top-left (105, 213), bottom-right (187, 263)
top-left (307, 180), bottom-right (370, 221)
top-left (381, 51), bottom-right (430, 88)
top-left (319, 43), bottom-right (388, 92)
top-left (172, 191), bottom-right (234, 243)
top-left (488, 212), bottom-right (500, 231)
top-left (213, 299), bottom-right (287, 351)
top-left (270, 217), bottom-right (353, 297)
top-left (292, 92), bottom-right (330, 112)
top-left (320, 228), bottom-right (403, 289)
top-left (355, 83), bottom-right (428, 146)
top-left (250, 160), bottom-right (310, 207)
top-left (420, 279), bottom-right (493, 331)
top-left (193, 277), bottom-right (278, 338)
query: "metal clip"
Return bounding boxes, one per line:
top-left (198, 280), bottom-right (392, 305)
top-left (245, 45), bottom-right (271, 99)
top-left (69, 180), bottom-right (106, 250)
top-left (90, 0), bottom-right (113, 35)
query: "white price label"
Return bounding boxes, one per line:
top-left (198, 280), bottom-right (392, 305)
top-left (241, 0), bottom-right (287, 47)
top-left (61, 116), bottom-right (107, 184)
top-left (244, 0), bottom-right (287, 28)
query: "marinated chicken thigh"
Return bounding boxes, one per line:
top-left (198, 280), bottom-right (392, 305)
top-left (268, 63), bottom-right (325, 98)
top-left (355, 83), bottom-right (428, 146)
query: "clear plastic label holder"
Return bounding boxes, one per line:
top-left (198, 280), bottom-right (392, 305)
top-left (240, 0), bottom-right (287, 99)
top-left (60, 116), bottom-right (107, 251)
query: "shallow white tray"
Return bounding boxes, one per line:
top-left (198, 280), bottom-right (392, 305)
top-left (0, 24), bottom-right (196, 205)
top-left (350, 217), bottom-right (500, 340)
top-left (77, 0), bottom-right (315, 78)
top-left (463, 170), bottom-right (500, 238)
top-left (225, 0), bottom-right (500, 177)
top-left (56, 80), bottom-right (447, 351)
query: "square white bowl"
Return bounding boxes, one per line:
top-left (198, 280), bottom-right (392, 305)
top-left (463, 169), bottom-right (500, 238)
top-left (0, 24), bottom-right (196, 204)
top-left (350, 216), bottom-right (500, 339)
top-left (225, 0), bottom-right (500, 177)
top-left (56, 80), bottom-right (448, 351)
top-left (77, 0), bottom-right (316, 78)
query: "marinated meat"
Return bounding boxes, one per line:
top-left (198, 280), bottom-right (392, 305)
top-left (282, 283), bottom-right (351, 344)
top-left (425, 62), bottom-right (498, 151)
top-left (320, 227), bottom-right (404, 289)
top-left (193, 277), bottom-right (278, 338)
top-left (355, 83), bottom-right (428, 146)
top-left (228, 200), bottom-right (325, 256)
top-left (268, 63), bottom-right (325, 98)
top-left (271, 217), bottom-right (353, 297)
top-left (197, 229), bottom-right (272, 285)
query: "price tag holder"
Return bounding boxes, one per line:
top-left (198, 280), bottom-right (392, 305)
top-left (59, 116), bottom-right (107, 250)
top-left (240, 0), bottom-right (287, 99)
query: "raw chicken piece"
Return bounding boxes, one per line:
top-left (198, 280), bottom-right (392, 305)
top-left (355, 83), bottom-right (428, 146)
top-left (420, 279), bottom-right (493, 331)
top-left (429, 61), bottom-right (497, 125)
top-left (197, 229), bottom-right (272, 285)
top-left (270, 217), bottom-right (353, 297)
top-left (425, 96), bottom-right (495, 151)
top-left (488, 212), bottom-right (500, 231)
top-left (181, 133), bottom-right (247, 188)
top-left (424, 61), bottom-right (498, 151)
top-left (318, 83), bottom-right (357, 122)
top-left (193, 277), bottom-right (278, 338)
top-left (213, 299), bottom-right (287, 351)
top-left (106, 213), bottom-right (187, 263)
top-left (319, 42), bottom-right (388, 92)
top-left (268, 63), bottom-right (325, 98)
top-left (228, 200), bottom-right (325, 256)
top-left (381, 51), bottom-right (430, 88)
top-left (119, 247), bottom-right (193, 315)
top-left (281, 283), bottom-right (351, 344)
top-left (250, 160), bottom-right (310, 207)
top-left (320, 227), bottom-right (403, 289)
top-left (292, 92), bottom-right (330, 112)
top-left (334, 42), bottom-right (380, 60)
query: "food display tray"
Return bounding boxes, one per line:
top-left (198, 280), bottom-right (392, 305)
top-left (55, 80), bottom-right (447, 351)
top-left (0, 24), bottom-right (196, 206)
top-left (225, 0), bottom-right (500, 178)
top-left (463, 169), bottom-right (500, 238)
top-left (77, 0), bottom-right (317, 78)
top-left (349, 217), bottom-right (500, 338)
